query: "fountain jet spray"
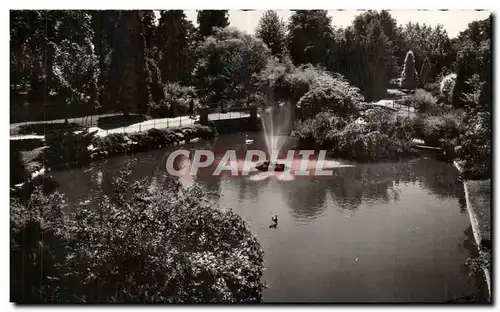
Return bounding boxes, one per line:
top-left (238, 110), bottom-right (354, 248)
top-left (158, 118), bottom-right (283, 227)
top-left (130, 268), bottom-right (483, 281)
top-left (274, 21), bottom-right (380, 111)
top-left (259, 102), bottom-right (294, 162)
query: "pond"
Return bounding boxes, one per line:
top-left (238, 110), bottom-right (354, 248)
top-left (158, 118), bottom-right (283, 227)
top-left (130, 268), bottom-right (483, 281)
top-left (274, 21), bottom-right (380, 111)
top-left (51, 132), bottom-right (487, 303)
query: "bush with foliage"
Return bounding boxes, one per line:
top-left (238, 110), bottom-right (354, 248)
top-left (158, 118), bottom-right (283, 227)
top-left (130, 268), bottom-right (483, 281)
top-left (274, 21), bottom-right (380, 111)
top-left (11, 166), bottom-right (265, 303)
top-left (293, 109), bottom-right (417, 162)
top-left (11, 174), bottom-right (60, 201)
top-left (421, 112), bottom-right (464, 147)
top-left (292, 112), bottom-right (349, 148)
top-left (419, 56), bottom-right (430, 87)
top-left (440, 73), bottom-right (456, 103)
top-left (296, 75), bottom-right (364, 119)
top-left (456, 75), bottom-right (491, 179)
top-left (149, 83), bottom-right (200, 118)
top-left (44, 128), bottom-right (97, 169)
top-left (90, 125), bottom-right (218, 160)
top-left (400, 89), bottom-right (438, 114)
top-left (194, 27), bottom-right (271, 108)
top-left (399, 50), bottom-right (419, 90)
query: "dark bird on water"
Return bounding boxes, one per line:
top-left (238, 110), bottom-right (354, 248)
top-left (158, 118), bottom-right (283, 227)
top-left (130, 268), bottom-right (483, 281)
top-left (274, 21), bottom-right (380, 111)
top-left (269, 215), bottom-right (278, 228)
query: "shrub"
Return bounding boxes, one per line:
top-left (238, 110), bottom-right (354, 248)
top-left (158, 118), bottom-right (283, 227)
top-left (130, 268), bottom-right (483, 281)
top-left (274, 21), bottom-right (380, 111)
top-left (423, 82), bottom-right (441, 97)
top-left (150, 83), bottom-right (199, 118)
top-left (292, 112), bottom-right (348, 148)
top-left (401, 89), bottom-right (438, 114)
top-left (422, 112), bottom-right (464, 147)
top-left (296, 73), bottom-right (364, 119)
top-left (93, 133), bottom-right (130, 156)
top-left (10, 147), bottom-right (28, 186)
top-left (440, 73), bottom-right (457, 103)
top-left (11, 174), bottom-right (60, 201)
top-left (400, 50), bottom-right (419, 90)
top-left (420, 56), bottom-right (430, 87)
top-left (11, 166), bottom-right (265, 303)
top-left (458, 111), bottom-right (491, 179)
top-left (44, 128), bottom-right (97, 169)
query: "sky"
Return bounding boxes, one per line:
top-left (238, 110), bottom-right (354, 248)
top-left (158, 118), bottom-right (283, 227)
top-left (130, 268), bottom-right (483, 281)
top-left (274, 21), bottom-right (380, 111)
top-left (179, 10), bottom-right (491, 38)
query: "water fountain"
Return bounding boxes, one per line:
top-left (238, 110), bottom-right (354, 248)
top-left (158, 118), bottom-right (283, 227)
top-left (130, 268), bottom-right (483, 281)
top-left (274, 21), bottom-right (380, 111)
top-left (255, 103), bottom-right (294, 172)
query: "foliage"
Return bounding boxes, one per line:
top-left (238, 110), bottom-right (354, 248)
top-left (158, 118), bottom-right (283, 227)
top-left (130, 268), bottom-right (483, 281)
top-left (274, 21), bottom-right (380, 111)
top-left (286, 10), bottom-right (333, 66)
top-left (149, 83), bottom-right (199, 118)
top-left (395, 22), bottom-right (453, 82)
top-left (456, 75), bottom-right (491, 179)
top-left (328, 10), bottom-right (396, 101)
top-left (293, 109), bottom-right (417, 162)
top-left (10, 189), bottom-right (71, 303)
top-left (197, 10), bottom-right (229, 38)
top-left (439, 73), bottom-right (457, 103)
top-left (44, 128), bottom-right (97, 169)
top-left (11, 174), bottom-right (61, 201)
top-left (256, 10), bottom-right (287, 58)
top-left (292, 112), bottom-right (349, 147)
top-left (157, 11), bottom-right (196, 84)
top-left (11, 166), bottom-right (265, 303)
top-left (452, 16), bottom-right (492, 109)
top-left (10, 147), bottom-right (29, 186)
top-left (419, 56), bottom-right (430, 86)
top-left (91, 125), bottom-right (217, 160)
top-left (399, 50), bottom-right (418, 90)
top-left (194, 27), bottom-right (271, 108)
top-left (296, 74), bottom-right (364, 119)
top-left (421, 112), bottom-right (464, 147)
top-left (107, 11), bottom-right (152, 116)
top-left (401, 89), bottom-right (438, 114)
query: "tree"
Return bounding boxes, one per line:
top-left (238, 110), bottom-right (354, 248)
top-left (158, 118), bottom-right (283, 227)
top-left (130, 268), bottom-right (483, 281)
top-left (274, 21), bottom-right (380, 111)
top-left (396, 22), bottom-right (452, 82)
top-left (11, 11), bottom-right (100, 120)
top-left (420, 56), bottom-right (430, 86)
top-left (157, 10), bottom-right (196, 83)
top-left (10, 165), bottom-right (265, 303)
top-left (452, 16), bottom-right (492, 109)
top-left (194, 28), bottom-right (271, 108)
top-left (287, 10), bottom-right (333, 66)
top-left (255, 10), bottom-right (287, 58)
top-left (107, 11), bottom-right (152, 116)
top-left (330, 10), bottom-right (395, 101)
top-left (197, 10), bottom-right (229, 38)
top-left (400, 50), bottom-right (418, 90)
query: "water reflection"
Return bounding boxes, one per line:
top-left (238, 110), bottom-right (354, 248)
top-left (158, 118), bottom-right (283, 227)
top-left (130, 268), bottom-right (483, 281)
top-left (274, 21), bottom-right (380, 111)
top-left (50, 133), bottom-right (481, 302)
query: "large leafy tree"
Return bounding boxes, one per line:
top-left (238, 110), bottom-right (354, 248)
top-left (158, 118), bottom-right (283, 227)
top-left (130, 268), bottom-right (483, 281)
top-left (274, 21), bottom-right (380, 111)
top-left (11, 11), bottom-right (100, 121)
top-left (107, 11), bottom-right (152, 115)
top-left (287, 10), bottom-right (334, 66)
top-left (157, 10), bottom-right (196, 84)
top-left (333, 10), bottom-right (394, 101)
top-left (197, 10), bottom-right (229, 38)
top-left (396, 22), bottom-right (453, 82)
top-left (255, 10), bottom-right (287, 58)
top-left (11, 166), bottom-right (265, 303)
top-left (194, 28), bottom-right (271, 109)
top-left (452, 16), bottom-right (492, 109)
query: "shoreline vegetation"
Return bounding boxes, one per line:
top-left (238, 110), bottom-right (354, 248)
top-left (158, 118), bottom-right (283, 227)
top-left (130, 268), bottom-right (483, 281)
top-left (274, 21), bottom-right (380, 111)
top-left (10, 10), bottom-right (491, 303)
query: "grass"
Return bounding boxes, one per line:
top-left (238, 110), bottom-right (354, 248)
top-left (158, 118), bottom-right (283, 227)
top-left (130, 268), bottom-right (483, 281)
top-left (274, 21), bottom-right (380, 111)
top-left (466, 179), bottom-right (491, 244)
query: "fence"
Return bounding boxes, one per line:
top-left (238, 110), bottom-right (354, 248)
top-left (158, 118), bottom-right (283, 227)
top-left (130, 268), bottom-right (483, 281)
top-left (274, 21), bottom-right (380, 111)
top-left (10, 108), bottom-right (254, 139)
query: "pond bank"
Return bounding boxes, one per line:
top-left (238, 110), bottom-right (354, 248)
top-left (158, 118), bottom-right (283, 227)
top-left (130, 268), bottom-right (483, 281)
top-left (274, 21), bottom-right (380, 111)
top-left (453, 161), bottom-right (491, 298)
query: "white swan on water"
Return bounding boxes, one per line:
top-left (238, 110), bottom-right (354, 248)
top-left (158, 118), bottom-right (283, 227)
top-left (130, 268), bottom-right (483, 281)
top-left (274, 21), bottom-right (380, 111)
top-left (245, 135), bottom-right (254, 145)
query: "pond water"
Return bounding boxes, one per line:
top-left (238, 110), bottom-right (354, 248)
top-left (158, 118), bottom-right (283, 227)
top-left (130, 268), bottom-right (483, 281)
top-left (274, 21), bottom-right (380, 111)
top-left (51, 132), bottom-right (487, 303)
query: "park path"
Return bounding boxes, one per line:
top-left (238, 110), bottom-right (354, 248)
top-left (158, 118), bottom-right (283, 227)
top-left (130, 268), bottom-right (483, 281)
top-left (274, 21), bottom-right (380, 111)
top-left (10, 112), bottom-right (251, 140)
